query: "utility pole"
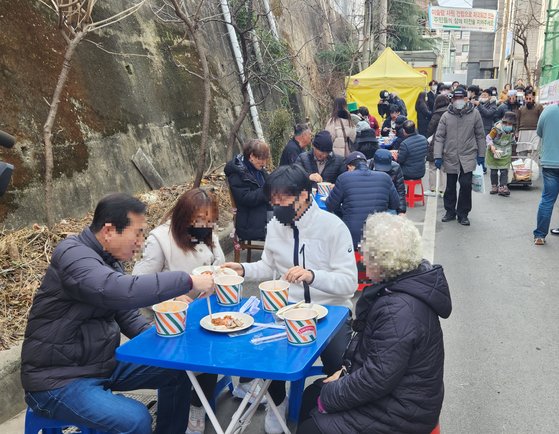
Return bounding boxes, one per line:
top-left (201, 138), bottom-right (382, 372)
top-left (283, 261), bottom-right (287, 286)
top-left (379, 0), bottom-right (388, 53)
top-left (497, 0), bottom-right (512, 90)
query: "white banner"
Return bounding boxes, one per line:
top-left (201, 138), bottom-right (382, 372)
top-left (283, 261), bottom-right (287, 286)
top-left (428, 6), bottom-right (498, 33)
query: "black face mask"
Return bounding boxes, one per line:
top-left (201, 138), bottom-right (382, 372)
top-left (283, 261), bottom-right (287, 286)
top-left (188, 227), bottom-right (212, 243)
top-left (273, 204), bottom-right (296, 226)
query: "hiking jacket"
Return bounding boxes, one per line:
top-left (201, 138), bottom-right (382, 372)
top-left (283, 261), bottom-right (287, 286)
top-left (314, 261), bottom-right (452, 434)
top-left (225, 155), bottom-right (270, 241)
top-left (279, 138), bottom-right (304, 166)
top-left (397, 133), bottom-right (428, 180)
top-left (326, 164), bottom-right (400, 247)
top-left (21, 228), bottom-right (192, 392)
top-left (295, 151), bottom-right (346, 186)
top-left (433, 102), bottom-right (486, 174)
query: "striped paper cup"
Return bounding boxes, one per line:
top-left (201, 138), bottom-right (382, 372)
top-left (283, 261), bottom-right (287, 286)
top-left (259, 280), bottom-right (289, 313)
top-left (214, 275), bottom-right (244, 306)
top-left (283, 308), bottom-right (318, 346)
top-left (152, 300), bottom-right (188, 337)
top-left (317, 182), bottom-right (333, 196)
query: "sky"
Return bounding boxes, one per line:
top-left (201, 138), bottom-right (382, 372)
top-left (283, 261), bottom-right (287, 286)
top-left (438, 0), bottom-right (473, 7)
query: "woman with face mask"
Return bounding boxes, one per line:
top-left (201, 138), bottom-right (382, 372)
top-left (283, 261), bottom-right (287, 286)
top-left (485, 112), bottom-right (517, 196)
top-left (132, 188), bottom-right (226, 434)
top-left (474, 89), bottom-right (498, 135)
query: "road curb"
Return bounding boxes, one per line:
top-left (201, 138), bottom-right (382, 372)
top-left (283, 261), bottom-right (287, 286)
top-left (0, 222), bottom-right (236, 424)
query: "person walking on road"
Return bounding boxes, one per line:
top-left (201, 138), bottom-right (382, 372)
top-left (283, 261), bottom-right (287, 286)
top-left (434, 87), bottom-right (486, 226)
top-left (516, 91), bottom-right (544, 156)
top-left (533, 103), bottom-right (559, 245)
top-left (473, 89), bottom-right (498, 135)
top-left (486, 112), bottom-right (516, 197)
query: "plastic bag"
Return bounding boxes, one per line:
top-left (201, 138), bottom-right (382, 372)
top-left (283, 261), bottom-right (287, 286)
top-left (472, 164), bottom-right (485, 194)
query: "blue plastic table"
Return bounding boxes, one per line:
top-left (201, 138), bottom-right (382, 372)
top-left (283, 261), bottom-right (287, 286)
top-left (116, 296), bottom-right (349, 433)
top-left (314, 193), bottom-right (328, 210)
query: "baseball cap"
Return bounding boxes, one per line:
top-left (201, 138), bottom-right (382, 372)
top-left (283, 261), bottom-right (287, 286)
top-left (344, 151), bottom-right (367, 166)
top-left (373, 149), bottom-right (393, 172)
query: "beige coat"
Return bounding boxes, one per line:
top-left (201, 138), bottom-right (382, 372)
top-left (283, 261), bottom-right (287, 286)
top-left (325, 117), bottom-right (356, 157)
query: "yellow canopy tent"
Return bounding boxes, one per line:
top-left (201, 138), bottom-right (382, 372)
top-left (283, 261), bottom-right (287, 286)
top-left (346, 48), bottom-right (427, 125)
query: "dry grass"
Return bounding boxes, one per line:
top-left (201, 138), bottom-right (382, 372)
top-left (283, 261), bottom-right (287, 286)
top-left (0, 175), bottom-right (232, 351)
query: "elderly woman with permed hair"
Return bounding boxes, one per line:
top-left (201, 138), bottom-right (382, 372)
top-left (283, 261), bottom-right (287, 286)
top-left (297, 213), bottom-right (452, 434)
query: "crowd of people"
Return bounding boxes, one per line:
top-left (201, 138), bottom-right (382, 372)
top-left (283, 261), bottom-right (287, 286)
top-left (19, 76), bottom-right (558, 434)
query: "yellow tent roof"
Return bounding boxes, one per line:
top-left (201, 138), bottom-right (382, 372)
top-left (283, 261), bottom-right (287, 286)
top-left (349, 47), bottom-right (427, 83)
top-left (346, 48), bottom-right (427, 124)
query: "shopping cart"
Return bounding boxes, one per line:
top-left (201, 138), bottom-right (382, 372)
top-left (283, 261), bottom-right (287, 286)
top-left (507, 141), bottom-right (540, 189)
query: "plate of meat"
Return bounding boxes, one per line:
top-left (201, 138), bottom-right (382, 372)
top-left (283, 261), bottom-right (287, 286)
top-left (200, 312), bottom-right (254, 333)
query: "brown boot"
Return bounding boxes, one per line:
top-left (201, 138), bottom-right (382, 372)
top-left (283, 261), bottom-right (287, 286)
top-left (490, 185), bottom-right (498, 195)
top-left (501, 185), bottom-right (510, 196)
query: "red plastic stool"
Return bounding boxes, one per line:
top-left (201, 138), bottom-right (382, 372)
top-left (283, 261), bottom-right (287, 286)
top-left (404, 179), bottom-right (425, 207)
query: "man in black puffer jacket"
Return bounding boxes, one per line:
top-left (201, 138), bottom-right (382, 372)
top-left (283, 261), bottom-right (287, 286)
top-left (297, 213), bottom-right (451, 434)
top-left (397, 120), bottom-right (428, 180)
top-left (295, 130), bottom-right (345, 187)
top-left (21, 193), bottom-right (215, 434)
top-left (326, 152), bottom-right (399, 248)
top-left (225, 139), bottom-right (271, 242)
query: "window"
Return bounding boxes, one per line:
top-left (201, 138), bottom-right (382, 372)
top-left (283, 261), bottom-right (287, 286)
top-left (461, 62), bottom-right (468, 70)
top-left (462, 44), bottom-right (469, 53)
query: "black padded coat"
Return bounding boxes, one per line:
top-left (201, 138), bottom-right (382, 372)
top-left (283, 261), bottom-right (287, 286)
top-left (21, 228), bottom-right (193, 392)
top-left (314, 261), bottom-right (452, 434)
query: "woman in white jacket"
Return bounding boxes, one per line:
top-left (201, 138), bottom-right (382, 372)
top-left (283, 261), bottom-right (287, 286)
top-left (325, 97), bottom-right (357, 158)
top-left (132, 188), bottom-right (225, 434)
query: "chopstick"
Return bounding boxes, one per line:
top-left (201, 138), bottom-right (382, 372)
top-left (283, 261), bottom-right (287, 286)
top-left (276, 300), bottom-right (304, 316)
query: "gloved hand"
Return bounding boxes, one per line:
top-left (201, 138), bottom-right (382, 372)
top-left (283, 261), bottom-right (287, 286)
top-left (477, 156), bottom-right (485, 166)
top-left (435, 158), bottom-right (443, 170)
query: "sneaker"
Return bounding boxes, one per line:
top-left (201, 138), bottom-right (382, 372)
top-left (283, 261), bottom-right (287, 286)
top-left (490, 185), bottom-right (498, 195)
top-left (438, 191), bottom-right (444, 197)
top-left (424, 190), bottom-right (436, 197)
top-left (232, 380), bottom-right (268, 405)
top-left (441, 213), bottom-right (456, 222)
top-left (534, 237), bottom-right (545, 245)
top-left (551, 228), bottom-right (559, 235)
top-left (458, 216), bottom-right (470, 226)
top-left (186, 405), bottom-right (205, 434)
top-left (265, 398), bottom-right (288, 434)
top-left (501, 185), bottom-right (510, 196)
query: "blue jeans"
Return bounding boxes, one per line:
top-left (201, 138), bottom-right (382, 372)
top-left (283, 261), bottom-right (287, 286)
top-left (534, 168), bottom-right (559, 238)
top-left (25, 361), bottom-right (191, 434)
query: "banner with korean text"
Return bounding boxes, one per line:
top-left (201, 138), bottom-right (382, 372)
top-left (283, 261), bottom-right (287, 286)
top-left (428, 6), bottom-right (497, 33)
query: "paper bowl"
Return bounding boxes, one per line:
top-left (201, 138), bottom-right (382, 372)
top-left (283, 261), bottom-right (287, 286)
top-left (192, 266), bottom-right (237, 276)
top-left (152, 300), bottom-right (189, 337)
top-left (317, 182), bottom-right (334, 196)
top-left (283, 308), bottom-right (318, 346)
top-left (259, 280), bottom-right (290, 313)
top-left (214, 275), bottom-right (244, 306)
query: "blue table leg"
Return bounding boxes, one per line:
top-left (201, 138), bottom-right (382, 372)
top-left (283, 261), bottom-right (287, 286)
top-left (288, 365), bottom-right (324, 422)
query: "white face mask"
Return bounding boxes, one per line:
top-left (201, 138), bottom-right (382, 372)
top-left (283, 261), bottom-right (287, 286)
top-left (454, 99), bottom-right (466, 110)
top-left (479, 97), bottom-right (488, 103)
top-left (431, 85), bottom-right (438, 92)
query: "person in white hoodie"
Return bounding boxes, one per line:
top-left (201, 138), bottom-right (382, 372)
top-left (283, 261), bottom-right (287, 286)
top-left (132, 188), bottom-right (232, 434)
top-left (224, 164), bottom-right (357, 434)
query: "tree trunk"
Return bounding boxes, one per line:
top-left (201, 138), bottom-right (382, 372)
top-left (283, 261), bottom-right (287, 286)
top-left (43, 31), bottom-right (85, 227)
top-left (227, 83), bottom-right (250, 160)
top-left (171, 0), bottom-right (211, 188)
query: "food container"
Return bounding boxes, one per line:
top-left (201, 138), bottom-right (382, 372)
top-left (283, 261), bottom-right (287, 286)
top-left (152, 300), bottom-right (189, 337)
top-left (259, 280), bottom-right (289, 313)
top-left (317, 182), bottom-right (334, 196)
top-left (283, 308), bottom-right (318, 346)
top-left (192, 265), bottom-right (237, 276)
top-left (214, 275), bottom-right (244, 306)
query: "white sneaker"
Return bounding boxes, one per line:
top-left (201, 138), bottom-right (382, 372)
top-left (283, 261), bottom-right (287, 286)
top-left (186, 405), bottom-right (205, 434)
top-left (265, 398), bottom-right (288, 434)
top-left (231, 380), bottom-right (268, 404)
top-left (424, 190), bottom-right (436, 197)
